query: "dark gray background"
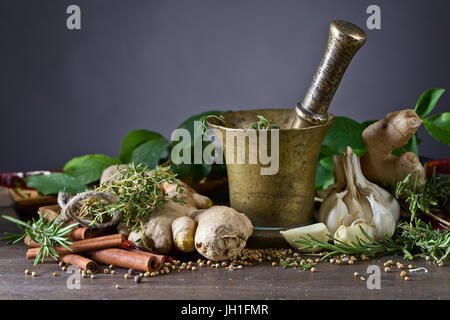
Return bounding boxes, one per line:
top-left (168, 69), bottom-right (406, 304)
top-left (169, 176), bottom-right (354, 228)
top-left (1, 0), bottom-right (449, 171)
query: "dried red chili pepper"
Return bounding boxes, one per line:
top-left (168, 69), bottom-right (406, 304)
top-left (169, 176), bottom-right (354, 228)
top-left (425, 158), bottom-right (450, 177)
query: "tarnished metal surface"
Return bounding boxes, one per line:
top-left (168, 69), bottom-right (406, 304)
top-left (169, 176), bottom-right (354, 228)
top-left (208, 109), bottom-right (334, 229)
top-left (291, 20), bottom-right (366, 128)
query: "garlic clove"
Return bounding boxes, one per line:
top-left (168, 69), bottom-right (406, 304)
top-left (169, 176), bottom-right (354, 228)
top-left (334, 221), bottom-right (373, 245)
top-left (318, 190), bottom-right (349, 235)
top-left (281, 223), bottom-right (329, 253)
top-left (366, 194), bottom-right (397, 240)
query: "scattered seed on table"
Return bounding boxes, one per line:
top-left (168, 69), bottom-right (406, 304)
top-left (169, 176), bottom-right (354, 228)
top-left (438, 262), bottom-right (444, 267)
top-left (31, 271), bottom-right (37, 277)
top-left (91, 275), bottom-right (95, 279)
top-left (397, 264), bottom-right (404, 269)
top-left (272, 262), bottom-right (277, 267)
top-left (111, 270), bottom-right (116, 275)
top-left (104, 269), bottom-right (110, 274)
top-left (400, 271), bottom-right (407, 278)
top-left (144, 272), bottom-right (150, 277)
top-left (353, 272), bottom-right (359, 277)
top-left (408, 264), bottom-right (414, 269)
top-left (384, 267), bottom-right (391, 272)
top-left (134, 275), bottom-right (142, 283)
top-left (329, 259), bottom-right (335, 264)
top-left (404, 276), bottom-right (410, 281)
top-left (199, 262), bottom-right (205, 267)
top-left (237, 265), bottom-right (243, 270)
top-left (124, 274), bottom-right (130, 279)
top-left (426, 256), bottom-right (431, 261)
top-left (348, 260), bottom-right (354, 265)
top-left (115, 284), bottom-right (120, 289)
top-left (61, 266), bottom-right (67, 272)
top-left (52, 272), bottom-right (57, 277)
top-left (25, 269), bottom-right (31, 275)
top-left (192, 266), bottom-right (197, 271)
top-left (311, 267), bottom-right (316, 273)
top-left (109, 265), bottom-right (114, 269)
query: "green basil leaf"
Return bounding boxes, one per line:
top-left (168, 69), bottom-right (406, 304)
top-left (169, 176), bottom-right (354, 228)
top-left (315, 163), bottom-right (334, 192)
top-left (323, 117), bottom-right (366, 154)
top-left (120, 130), bottom-right (166, 163)
top-left (130, 137), bottom-right (168, 169)
top-left (414, 88), bottom-right (446, 119)
top-left (24, 173), bottom-right (88, 195)
top-left (423, 113), bottom-right (450, 146)
top-left (63, 154), bottom-right (120, 184)
top-left (319, 156), bottom-right (334, 172)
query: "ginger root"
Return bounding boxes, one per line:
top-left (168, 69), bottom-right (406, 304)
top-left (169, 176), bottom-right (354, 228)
top-left (360, 109), bottom-right (425, 186)
top-left (172, 216), bottom-right (197, 253)
top-left (190, 206), bottom-right (253, 261)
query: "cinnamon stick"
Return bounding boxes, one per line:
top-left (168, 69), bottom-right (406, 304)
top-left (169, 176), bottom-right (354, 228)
top-left (26, 234), bottom-right (125, 260)
top-left (69, 227), bottom-right (114, 240)
top-left (38, 205), bottom-right (61, 222)
top-left (61, 254), bottom-right (98, 272)
top-left (24, 227), bottom-right (115, 247)
top-left (86, 248), bottom-right (165, 272)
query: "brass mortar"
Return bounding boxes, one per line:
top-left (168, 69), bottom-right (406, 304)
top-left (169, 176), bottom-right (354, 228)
top-left (207, 21), bottom-right (366, 233)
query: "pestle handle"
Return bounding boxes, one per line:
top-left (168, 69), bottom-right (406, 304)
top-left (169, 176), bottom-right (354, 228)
top-left (290, 20), bottom-right (367, 128)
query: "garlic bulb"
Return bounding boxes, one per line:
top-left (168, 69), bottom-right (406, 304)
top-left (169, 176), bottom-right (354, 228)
top-left (318, 147), bottom-right (400, 242)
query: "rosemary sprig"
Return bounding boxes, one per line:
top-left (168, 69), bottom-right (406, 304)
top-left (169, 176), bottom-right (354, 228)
top-left (393, 172), bottom-right (450, 221)
top-left (294, 221), bottom-right (450, 263)
top-left (295, 226), bottom-right (404, 261)
top-left (81, 163), bottom-right (185, 232)
top-left (0, 212), bottom-right (78, 265)
top-left (249, 115), bottom-right (280, 130)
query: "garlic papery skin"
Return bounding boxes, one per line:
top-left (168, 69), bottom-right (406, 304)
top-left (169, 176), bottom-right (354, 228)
top-left (334, 221), bottom-right (374, 245)
top-left (318, 146), bottom-right (400, 241)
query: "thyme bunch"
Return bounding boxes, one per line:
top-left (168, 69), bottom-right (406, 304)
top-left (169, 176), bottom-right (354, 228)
top-left (0, 213), bottom-right (78, 265)
top-left (81, 163), bottom-right (185, 232)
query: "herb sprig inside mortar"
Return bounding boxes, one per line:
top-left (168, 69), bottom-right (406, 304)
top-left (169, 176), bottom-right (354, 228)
top-left (80, 163), bottom-right (185, 232)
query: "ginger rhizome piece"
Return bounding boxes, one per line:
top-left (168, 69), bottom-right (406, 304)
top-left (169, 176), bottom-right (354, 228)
top-left (360, 109), bottom-right (425, 187)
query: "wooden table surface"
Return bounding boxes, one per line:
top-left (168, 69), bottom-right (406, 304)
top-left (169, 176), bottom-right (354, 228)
top-left (0, 187), bottom-right (448, 300)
